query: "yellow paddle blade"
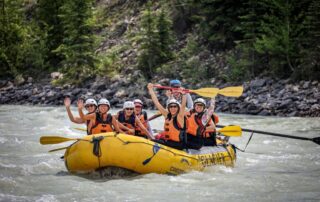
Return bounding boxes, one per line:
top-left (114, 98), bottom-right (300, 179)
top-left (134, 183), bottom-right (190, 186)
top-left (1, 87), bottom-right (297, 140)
top-left (189, 86), bottom-right (243, 98)
top-left (189, 88), bottom-right (219, 97)
top-left (217, 125), bottom-right (242, 137)
top-left (218, 86), bottom-right (243, 97)
top-left (40, 136), bottom-right (78, 145)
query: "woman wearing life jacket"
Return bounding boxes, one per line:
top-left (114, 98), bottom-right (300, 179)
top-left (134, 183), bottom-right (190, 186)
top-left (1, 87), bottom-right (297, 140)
top-left (115, 101), bottom-right (153, 140)
top-left (148, 83), bottom-right (187, 150)
top-left (186, 98), bottom-right (219, 147)
top-left (78, 98), bottom-right (123, 135)
top-left (133, 99), bottom-right (153, 138)
top-left (64, 97), bottom-right (97, 135)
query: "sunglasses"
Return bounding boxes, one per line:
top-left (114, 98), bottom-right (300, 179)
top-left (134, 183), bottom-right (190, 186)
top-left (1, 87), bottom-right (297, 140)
top-left (85, 105), bottom-right (95, 108)
top-left (135, 106), bottom-right (142, 108)
top-left (195, 104), bottom-right (204, 107)
top-left (169, 105), bottom-right (178, 109)
top-left (125, 108), bottom-right (134, 110)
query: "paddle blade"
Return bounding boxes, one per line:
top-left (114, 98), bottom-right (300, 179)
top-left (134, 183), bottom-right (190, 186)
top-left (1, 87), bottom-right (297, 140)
top-left (40, 136), bottom-right (76, 145)
top-left (312, 137), bottom-right (320, 145)
top-left (142, 157), bottom-right (152, 165)
top-left (218, 86), bottom-right (243, 97)
top-left (218, 125), bottom-right (242, 137)
top-left (189, 88), bottom-right (219, 97)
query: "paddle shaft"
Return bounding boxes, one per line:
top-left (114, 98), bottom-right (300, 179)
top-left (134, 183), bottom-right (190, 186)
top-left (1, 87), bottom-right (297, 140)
top-left (153, 85), bottom-right (190, 93)
top-left (152, 125), bottom-right (241, 137)
top-left (153, 85), bottom-right (243, 98)
top-left (142, 113), bottom-right (162, 124)
top-left (216, 124), bottom-right (320, 145)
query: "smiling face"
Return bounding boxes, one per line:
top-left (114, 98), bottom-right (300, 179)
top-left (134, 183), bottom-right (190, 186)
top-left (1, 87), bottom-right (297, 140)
top-left (134, 104), bottom-right (142, 115)
top-left (168, 104), bottom-right (179, 115)
top-left (124, 107), bottom-right (134, 116)
top-left (194, 103), bottom-right (205, 113)
top-left (98, 104), bottom-right (109, 114)
top-left (85, 104), bottom-right (97, 113)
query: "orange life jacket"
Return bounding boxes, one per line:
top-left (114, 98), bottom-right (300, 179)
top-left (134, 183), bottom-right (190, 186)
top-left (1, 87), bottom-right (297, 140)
top-left (86, 112), bottom-right (95, 135)
top-left (163, 114), bottom-right (186, 142)
top-left (186, 111), bottom-right (219, 138)
top-left (118, 111), bottom-right (135, 135)
top-left (135, 111), bottom-right (148, 137)
top-left (90, 112), bottom-right (114, 134)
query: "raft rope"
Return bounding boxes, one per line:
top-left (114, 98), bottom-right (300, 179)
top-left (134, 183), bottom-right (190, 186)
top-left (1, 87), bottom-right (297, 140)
top-left (113, 135), bottom-right (199, 161)
top-left (91, 136), bottom-right (104, 169)
top-left (234, 131), bottom-right (254, 152)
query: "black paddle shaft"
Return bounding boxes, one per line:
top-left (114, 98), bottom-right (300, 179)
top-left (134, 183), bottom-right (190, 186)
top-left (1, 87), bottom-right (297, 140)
top-left (216, 125), bottom-right (320, 145)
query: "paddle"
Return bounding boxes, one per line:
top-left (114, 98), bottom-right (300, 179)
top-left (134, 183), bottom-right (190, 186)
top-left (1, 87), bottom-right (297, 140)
top-left (154, 85), bottom-right (243, 97)
top-left (48, 146), bottom-right (69, 152)
top-left (142, 143), bottom-right (161, 165)
top-left (74, 127), bottom-right (87, 132)
top-left (40, 136), bottom-right (85, 145)
top-left (216, 125), bottom-right (320, 145)
top-left (152, 125), bottom-right (242, 137)
top-left (142, 111), bottom-right (162, 124)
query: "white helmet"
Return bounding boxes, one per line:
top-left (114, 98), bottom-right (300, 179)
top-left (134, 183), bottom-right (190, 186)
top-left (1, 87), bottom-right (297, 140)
top-left (167, 99), bottom-right (181, 108)
top-left (85, 98), bottom-right (97, 107)
top-left (98, 98), bottom-right (110, 107)
top-left (194, 98), bottom-right (206, 107)
top-left (123, 101), bottom-right (135, 109)
top-left (133, 99), bottom-right (143, 106)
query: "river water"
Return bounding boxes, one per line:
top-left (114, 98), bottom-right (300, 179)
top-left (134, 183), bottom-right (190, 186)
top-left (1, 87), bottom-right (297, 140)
top-left (0, 105), bottom-right (319, 202)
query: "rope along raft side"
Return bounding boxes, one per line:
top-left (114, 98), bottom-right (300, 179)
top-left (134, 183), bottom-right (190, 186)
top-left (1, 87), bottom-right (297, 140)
top-left (64, 132), bottom-right (236, 175)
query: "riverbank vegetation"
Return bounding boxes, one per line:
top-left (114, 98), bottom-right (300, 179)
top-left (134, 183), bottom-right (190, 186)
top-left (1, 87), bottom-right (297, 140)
top-left (1, 0), bottom-right (319, 85)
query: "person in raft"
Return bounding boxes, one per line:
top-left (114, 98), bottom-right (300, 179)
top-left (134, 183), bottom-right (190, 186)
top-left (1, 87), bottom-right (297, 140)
top-left (148, 83), bottom-right (187, 150)
top-left (185, 98), bottom-right (219, 148)
top-left (114, 101), bottom-right (154, 140)
top-left (133, 99), bottom-right (153, 137)
top-left (166, 79), bottom-right (193, 110)
top-left (78, 98), bottom-right (123, 135)
top-left (64, 97), bottom-right (97, 135)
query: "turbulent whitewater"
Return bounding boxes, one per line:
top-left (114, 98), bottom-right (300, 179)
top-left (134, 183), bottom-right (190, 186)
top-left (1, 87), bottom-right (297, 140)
top-left (0, 105), bottom-right (319, 201)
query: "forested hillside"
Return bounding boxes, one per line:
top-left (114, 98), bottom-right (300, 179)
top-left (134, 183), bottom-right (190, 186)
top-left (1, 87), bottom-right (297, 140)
top-left (1, 0), bottom-right (319, 85)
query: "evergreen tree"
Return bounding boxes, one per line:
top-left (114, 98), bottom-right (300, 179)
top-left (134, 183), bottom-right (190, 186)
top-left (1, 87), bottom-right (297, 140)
top-left (55, 0), bottom-right (97, 83)
top-left (297, 0), bottom-right (320, 80)
top-left (36, 0), bottom-right (64, 69)
top-left (138, 3), bottom-right (166, 79)
top-left (157, 9), bottom-right (174, 64)
top-left (0, 0), bottom-right (45, 79)
top-left (192, 0), bottom-right (246, 50)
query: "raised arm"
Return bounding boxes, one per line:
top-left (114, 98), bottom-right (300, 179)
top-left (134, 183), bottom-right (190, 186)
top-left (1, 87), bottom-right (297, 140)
top-left (186, 93), bottom-right (193, 109)
top-left (147, 83), bottom-right (168, 117)
top-left (177, 91), bottom-right (187, 127)
top-left (64, 97), bottom-right (84, 124)
top-left (78, 99), bottom-right (95, 121)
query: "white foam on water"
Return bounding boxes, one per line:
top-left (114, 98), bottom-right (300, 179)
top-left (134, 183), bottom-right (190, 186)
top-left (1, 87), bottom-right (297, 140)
top-left (35, 195), bottom-right (59, 202)
top-left (0, 137), bottom-right (7, 144)
top-left (14, 137), bottom-right (24, 144)
top-left (0, 162), bottom-right (17, 168)
top-left (0, 193), bottom-right (29, 202)
top-left (20, 158), bottom-right (64, 176)
top-left (0, 105), bottom-right (319, 202)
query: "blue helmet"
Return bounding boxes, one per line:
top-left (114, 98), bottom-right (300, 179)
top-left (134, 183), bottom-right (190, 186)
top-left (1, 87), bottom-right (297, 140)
top-left (170, 79), bottom-right (181, 87)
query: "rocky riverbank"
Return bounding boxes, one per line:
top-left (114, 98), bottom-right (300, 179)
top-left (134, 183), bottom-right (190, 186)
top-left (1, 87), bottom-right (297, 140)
top-left (0, 74), bottom-right (319, 117)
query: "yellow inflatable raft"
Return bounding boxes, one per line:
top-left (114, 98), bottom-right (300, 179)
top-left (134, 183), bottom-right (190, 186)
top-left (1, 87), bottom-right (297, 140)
top-left (64, 132), bottom-right (236, 175)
